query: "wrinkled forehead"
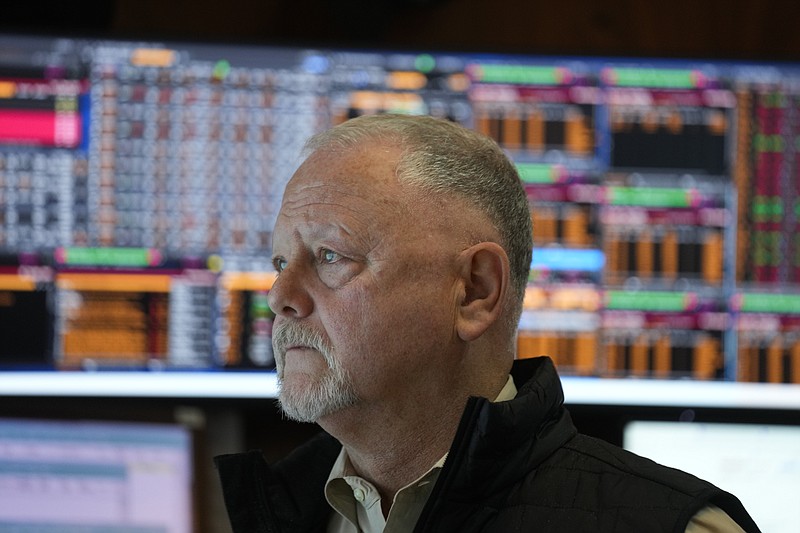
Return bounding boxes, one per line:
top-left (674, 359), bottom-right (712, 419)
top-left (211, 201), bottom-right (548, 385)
top-left (287, 141), bottom-right (405, 195)
top-left (278, 139), bottom-right (496, 247)
top-left (275, 143), bottom-right (414, 235)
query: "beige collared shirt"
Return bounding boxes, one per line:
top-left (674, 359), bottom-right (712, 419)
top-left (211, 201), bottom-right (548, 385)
top-left (324, 376), bottom-right (744, 533)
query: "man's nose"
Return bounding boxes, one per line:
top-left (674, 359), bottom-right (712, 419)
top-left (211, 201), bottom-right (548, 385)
top-left (268, 264), bottom-right (314, 319)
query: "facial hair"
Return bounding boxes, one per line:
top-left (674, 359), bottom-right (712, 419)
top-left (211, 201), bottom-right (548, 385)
top-left (272, 320), bottom-right (359, 422)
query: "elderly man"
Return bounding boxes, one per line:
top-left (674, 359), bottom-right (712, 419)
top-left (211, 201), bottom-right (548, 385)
top-left (216, 114), bottom-right (759, 532)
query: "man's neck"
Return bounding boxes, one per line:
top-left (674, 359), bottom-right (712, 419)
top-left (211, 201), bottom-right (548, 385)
top-left (321, 392), bottom-right (464, 500)
top-left (318, 370), bottom-right (510, 506)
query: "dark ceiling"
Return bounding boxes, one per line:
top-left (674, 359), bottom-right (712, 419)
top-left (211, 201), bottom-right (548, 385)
top-left (1, 0), bottom-right (798, 60)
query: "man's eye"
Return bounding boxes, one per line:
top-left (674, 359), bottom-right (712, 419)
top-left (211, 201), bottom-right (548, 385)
top-left (321, 249), bottom-right (341, 264)
top-left (273, 257), bottom-right (287, 272)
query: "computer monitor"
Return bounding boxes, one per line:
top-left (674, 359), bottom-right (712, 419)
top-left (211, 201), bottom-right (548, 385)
top-left (0, 32), bottom-right (799, 401)
top-left (624, 420), bottom-right (800, 533)
top-left (0, 418), bottom-right (193, 533)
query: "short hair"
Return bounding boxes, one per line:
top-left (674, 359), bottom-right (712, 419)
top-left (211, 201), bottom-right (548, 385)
top-left (304, 114), bottom-right (533, 326)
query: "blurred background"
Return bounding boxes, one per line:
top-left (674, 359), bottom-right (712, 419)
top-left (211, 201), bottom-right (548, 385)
top-left (1, 1), bottom-right (799, 532)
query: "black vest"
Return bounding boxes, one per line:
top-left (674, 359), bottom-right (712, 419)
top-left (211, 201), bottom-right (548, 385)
top-left (216, 357), bottom-right (761, 532)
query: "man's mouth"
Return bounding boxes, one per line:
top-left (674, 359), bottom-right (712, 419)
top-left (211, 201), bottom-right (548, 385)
top-left (285, 345), bottom-right (314, 352)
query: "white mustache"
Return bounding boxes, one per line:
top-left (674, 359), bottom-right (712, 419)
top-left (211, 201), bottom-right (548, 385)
top-left (272, 321), bottom-right (333, 368)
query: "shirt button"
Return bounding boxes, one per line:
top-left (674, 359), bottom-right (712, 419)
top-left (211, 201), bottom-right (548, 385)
top-left (353, 488), bottom-right (366, 502)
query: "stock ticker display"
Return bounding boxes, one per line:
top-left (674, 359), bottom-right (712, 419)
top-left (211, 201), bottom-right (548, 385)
top-left (1, 34), bottom-right (800, 384)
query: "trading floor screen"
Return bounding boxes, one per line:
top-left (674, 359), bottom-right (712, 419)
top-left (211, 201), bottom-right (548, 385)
top-left (0, 418), bottom-right (192, 532)
top-left (1, 33), bottom-right (799, 386)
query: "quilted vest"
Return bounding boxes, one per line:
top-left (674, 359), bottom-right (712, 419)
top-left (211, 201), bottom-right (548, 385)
top-left (216, 357), bottom-right (760, 533)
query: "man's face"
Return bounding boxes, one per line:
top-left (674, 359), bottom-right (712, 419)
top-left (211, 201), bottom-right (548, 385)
top-left (268, 141), bottom-right (464, 423)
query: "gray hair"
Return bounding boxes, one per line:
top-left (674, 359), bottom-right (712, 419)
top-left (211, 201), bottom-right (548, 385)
top-left (304, 114), bottom-right (532, 327)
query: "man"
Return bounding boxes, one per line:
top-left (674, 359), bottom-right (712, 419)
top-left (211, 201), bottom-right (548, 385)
top-left (216, 114), bottom-right (760, 532)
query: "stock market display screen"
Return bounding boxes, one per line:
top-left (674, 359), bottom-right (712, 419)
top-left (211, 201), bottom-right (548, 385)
top-left (1, 33), bottom-right (799, 387)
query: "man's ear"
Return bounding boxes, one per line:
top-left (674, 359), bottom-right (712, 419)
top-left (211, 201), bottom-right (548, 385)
top-left (455, 242), bottom-right (510, 342)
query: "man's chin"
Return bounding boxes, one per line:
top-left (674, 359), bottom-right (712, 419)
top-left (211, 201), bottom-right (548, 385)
top-left (277, 394), bottom-right (332, 423)
top-left (278, 381), bottom-right (327, 422)
top-left (277, 404), bottom-right (320, 423)
top-left (277, 381), bottom-right (358, 424)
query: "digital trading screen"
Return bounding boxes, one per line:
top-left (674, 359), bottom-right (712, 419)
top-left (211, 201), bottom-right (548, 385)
top-left (1, 33), bottom-right (800, 390)
top-left (624, 421), bottom-right (800, 533)
top-left (0, 418), bottom-right (192, 532)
